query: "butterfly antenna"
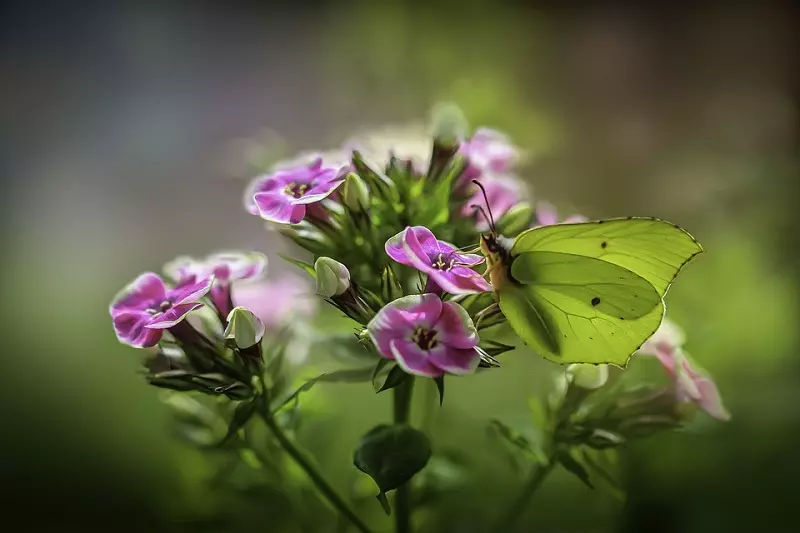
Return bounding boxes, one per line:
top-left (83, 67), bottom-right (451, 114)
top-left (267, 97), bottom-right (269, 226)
top-left (470, 204), bottom-right (492, 230)
top-left (471, 180), bottom-right (496, 231)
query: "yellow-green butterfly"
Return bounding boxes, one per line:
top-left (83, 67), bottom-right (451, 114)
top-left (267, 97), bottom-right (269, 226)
top-left (472, 182), bottom-right (703, 367)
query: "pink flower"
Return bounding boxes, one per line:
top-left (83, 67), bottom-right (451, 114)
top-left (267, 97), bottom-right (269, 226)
top-left (385, 226), bottom-right (491, 295)
top-left (164, 252), bottom-right (266, 318)
top-left (245, 158), bottom-right (345, 224)
top-left (533, 201), bottom-right (587, 227)
top-left (109, 273), bottom-right (213, 348)
top-left (367, 294), bottom-right (480, 378)
top-left (458, 128), bottom-right (518, 184)
top-left (231, 274), bottom-right (317, 333)
top-left (461, 177), bottom-right (522, 232)
top-left (638, 319), bottom-right (730, 421)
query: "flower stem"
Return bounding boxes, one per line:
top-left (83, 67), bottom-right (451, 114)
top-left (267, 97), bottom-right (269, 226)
top-left (393, 377), bottom-right (415, 533)
top-left (258, 400), bottom-right (373, 533)
top-left (493, 456), bottom-right (556, 532)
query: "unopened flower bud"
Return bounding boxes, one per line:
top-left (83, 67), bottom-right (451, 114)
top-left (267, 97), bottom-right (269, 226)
top-left (315, 257), bottom-right (351, 297)
top-left (431, 101), bottom-right (468, 149)
top-left (567, 364), bottom-right (609, 390)
top-left (495, 202), bottom-right (534, 236)
top-left (223, 306), bottom-right (265, 349)
top-left (342, 173), bottom-right (370, 212)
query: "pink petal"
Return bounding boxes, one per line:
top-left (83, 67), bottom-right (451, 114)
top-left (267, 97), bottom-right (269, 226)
top-left (427, 267), bottom-right (492, 295)
top-left (112, 310), bottom-right (163, 348)
top-left (429, 346), bottom-right (481, 376)
top-left (385, 229), bottom-right (413, 265)
top-left (110, 272), bottom-right (167, 314)
top-left (254, 191), bottom-right (306, 224)
top-left (390, 339), bottom-right (443, 378)
top-left (694, 377), bottom-right (731, 421)
top-left (168, 276), bottom-right (214, 305)
top-left (436, 302), bottom-right (479, 349)
top-left (145, 302), bottom-right (204, 329)
top-left (292, 174), bottom-right (344, 204)
top-left (535, 202), bottom-right (559, 227)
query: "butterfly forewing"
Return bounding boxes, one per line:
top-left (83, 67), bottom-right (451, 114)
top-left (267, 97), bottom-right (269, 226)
top-left (511, 218), bottom-right (703, 297)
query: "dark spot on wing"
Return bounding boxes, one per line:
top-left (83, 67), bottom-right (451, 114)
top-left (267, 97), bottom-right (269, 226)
top-left (601, 241), bottom-right (607, 249)
top-left (619, 317), bottom-right (625, 320)
top-left (598, 220), bottom-right (605, 224)
top-left (591, 297), bottom-right (601, 306)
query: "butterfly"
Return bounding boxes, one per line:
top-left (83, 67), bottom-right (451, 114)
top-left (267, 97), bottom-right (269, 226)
top-left (471, 181), bottom-right (703, 367)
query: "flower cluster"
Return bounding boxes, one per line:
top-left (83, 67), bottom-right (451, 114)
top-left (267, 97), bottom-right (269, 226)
top-left (107, 107), bottom-right (729, 531)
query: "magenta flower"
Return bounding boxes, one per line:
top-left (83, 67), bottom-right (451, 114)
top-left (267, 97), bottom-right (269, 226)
top-left (386, 226), bottom-right (491, 294)
top-left (232, 274), bottom-right (317, 333)
top-left (164, 252), bottom-right (267, 318)
top-left (245, 158), bottom-right (345, 224)
top-left (367, 294), bottom-right (480, 378)
top-left (109, 272), bottom-right (213, 348)
top-left (534, 201), bottom-right (587, 227)
top-left (458, 128), bottom-right (518, 185)
top-left (638, 319), bottom-right (730, 421)
top-left (461, 177), bottom-right (522, 231)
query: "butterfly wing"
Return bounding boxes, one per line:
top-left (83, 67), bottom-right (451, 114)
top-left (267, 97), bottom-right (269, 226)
top-left (499, 218), bottom-right (703, 366)
top-left (511, 218), bottom-right (703, 297)
top-left (500, 251), bottom-right (663, 366)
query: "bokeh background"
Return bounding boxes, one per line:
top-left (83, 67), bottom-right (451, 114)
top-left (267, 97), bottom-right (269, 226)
top-left (2, 2), bottom-right (798, 532)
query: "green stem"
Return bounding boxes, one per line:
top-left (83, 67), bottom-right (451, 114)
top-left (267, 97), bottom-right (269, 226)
top-left (493, 456), bottom-right (556, 532)
top-left (393, 377), bottom-right (415, 533)
top-left (258, 401), bottom-right (373, 533)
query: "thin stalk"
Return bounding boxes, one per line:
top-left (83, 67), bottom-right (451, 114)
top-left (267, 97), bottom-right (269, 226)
top-left (493, 456), bottom-right (556, 532)
top-left (393, 377), bottom-right (415, 533)
top-left (258, 401), bottom-right (373, 533)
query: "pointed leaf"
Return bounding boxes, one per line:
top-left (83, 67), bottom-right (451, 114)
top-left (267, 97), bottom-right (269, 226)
top-left (434, 376), bottom-right (445, 406)
top-left (376, 364), bottom-right (410, 393)
top-left (270, 367), bottom-right (374, 414)
top-left (478, 339), bottom-right (516, 357)
top-left (218, 400), bottom-right (257, 446)
top-left (279, 254), bottom-right (316, 279)
top-left (353, 424), bottom-right (432, 513)
top-left (558, 449), bottom-right (595, 489)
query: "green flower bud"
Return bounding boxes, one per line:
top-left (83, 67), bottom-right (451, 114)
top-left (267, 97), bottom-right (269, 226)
top-left (342, 172), bottom-right (370, 212)
top-left (495, 202), bottom-right (534, 236)
top-left (567, 363), bottom-right (609, 390)
top-left (315, 257), bottom-right (351, 297)
top-left (431, 102), bottom-right (468, 148)
top-left (223, 306), bottom-right (265, 349)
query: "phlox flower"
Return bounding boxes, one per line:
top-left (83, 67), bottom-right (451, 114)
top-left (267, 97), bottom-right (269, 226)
top-left (110, 272), bottom-right (213, 348)
top-left (367, 294), bottom-right (480, 378)
top-left (245, 158), bottom-right (345, 224)
top-left (638, 319), bottom-right (730, 421)
top-left (386, 226), bottom-right (491, 295)
top-left (533, 201), bottom-right (587, 227)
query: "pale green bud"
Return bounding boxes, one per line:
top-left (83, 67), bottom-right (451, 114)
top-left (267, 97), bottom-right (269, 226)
top-left (342, 173), bottom-right (370, 212)
top-left (314, 257), bottom-right (351, 297)
top-left (430, 102), bottom-right (468, 148)
top-left (567, 363), bottom-right (609, 390)
top-left (495, 202), bottom-right (534, 236)
top-left (223, 306), bottom-right (265, 349)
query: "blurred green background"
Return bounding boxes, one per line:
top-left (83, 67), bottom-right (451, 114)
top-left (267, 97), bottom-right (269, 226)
top-left (2, 2), bottom-right (798, 532)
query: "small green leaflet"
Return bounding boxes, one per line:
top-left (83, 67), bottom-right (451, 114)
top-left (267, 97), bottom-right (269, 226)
top-left (498, 218), bottom-right (703, 366)
top-left (353, 424), bottom-right (432, 515)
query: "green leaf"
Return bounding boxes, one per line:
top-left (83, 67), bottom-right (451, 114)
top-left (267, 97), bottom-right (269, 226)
top-left (580, 448), bottom-right (626, 501)
top-left (375, 364), bottom-right (410, 393)
top-left (270, 367), bottom-right (374, 414)
top-left (279, 254), bottom-right (317, 279)
top-left (478, 339), bottom-right (516, 357)
top-left (218, 400), bottom-right (257, 446)
top-left (557, 449), bottom-right (594, 489)
top-left (489, 419), bottom-right (533, 454)
top-left (371, 358), bottom-right (392, 385)
top-left (380, 265), bottom-right (404, 304)
top-left (434, 377), bottom-right (445, 406)
top-left (353, 424), bottom-right (432, 514)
